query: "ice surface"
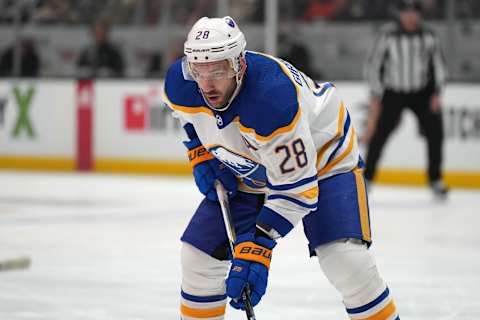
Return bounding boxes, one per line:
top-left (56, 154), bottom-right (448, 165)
top-left (1, 171), bottom-right (479, 319)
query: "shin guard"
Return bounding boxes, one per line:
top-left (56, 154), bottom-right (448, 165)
top-left (180, 243), bottom-right (230, 319)
top-left (315, 239), bottom-right (400, 320)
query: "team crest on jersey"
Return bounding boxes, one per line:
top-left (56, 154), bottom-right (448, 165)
top-left (209, 145), bottom-right (266, 188)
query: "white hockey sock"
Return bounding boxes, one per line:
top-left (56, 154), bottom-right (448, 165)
top-left (315, 239), bottom-right (400, 320)
top-left (180, 243), bottom-right (229, 319)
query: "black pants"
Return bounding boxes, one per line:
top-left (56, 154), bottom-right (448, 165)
top-left (364, 89), bottom-right (444, 183)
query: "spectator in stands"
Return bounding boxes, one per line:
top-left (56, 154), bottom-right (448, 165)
top-left (144, 0), bottom-right (164, 25)
top-left (171, 0), bottom-right (216, 25)
top-left (0, 38), bottom-right (41, 77)
top-left (146, 51), bottom-right (163, 78)
top-left (77, 20), bottom-right (124, 78)
top-left (32, 0), bottom-right (78, 24)
top-left (278, 33), bottom-right (322, 80)
top-left (360, 0), bottom-right (395, 20)
top-left (230, 0), bottom-right (265, 23)
top-left (165, 40), bottom-right (184, 66)
top-left (0, 0), bottom-right (35, 24)
top-left (301, 0), bottom-right (348, 21)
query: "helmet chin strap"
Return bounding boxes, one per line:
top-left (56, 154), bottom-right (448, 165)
top-left (201, 59), bottom-right (246, 112)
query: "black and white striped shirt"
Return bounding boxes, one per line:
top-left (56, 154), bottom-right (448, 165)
top-left (365, 22), bottom-right (447, 97)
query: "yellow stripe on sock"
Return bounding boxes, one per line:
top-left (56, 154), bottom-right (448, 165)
top-left (180, 303), bottom-right (226, 319)
top-left (358, 300), bottom-right (396, 320)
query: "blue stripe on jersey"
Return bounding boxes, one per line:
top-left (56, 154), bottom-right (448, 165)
top-left (345, 287), bottom-right (390, 314)
top-left (257, 206), bottom-right (294, 237)
top-left (313, 82), bottom-right (333, 97)
top-left (181, 290), bottom-right (227, 303)
top-left (326, 111), bottom-right (351, 164)
top-left (267, 194), bottom-right (318, 209)
top-left (266, 175), bottom-right (318, 191)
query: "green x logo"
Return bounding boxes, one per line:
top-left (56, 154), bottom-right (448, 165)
top-left (12, 86), bottom-right (35, 138)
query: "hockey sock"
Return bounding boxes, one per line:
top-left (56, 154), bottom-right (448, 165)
top-left (345, 287), bottom-right (400, 320)
top-left (180, 290), bottom-right (227, 320)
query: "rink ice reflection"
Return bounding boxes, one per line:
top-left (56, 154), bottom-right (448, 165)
top-left (1, 171), bottom-right (479, 319)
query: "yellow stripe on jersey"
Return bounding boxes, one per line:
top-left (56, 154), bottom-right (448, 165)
top-left (353, 167), bottom-right (371, 242)
top-left (298, 186), bottom-right (319, 200)
top-left (163, 90), bottom-right (214, 117)
top-left (317, 126), bottom-right (356, 176)
top-left (169, 103), bottom-right (214, 117)
top-left (237, 108), bottom-right (302, 142)
top-left (180, 303), bottom-right (226, 319)
top-left (316, 102), bottom-right (346, 168)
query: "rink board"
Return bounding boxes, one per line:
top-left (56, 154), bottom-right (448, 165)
top-left (0, 80), bottom-right (479, 187)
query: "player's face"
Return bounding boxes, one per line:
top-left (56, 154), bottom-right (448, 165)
top-left (399, 9), bottom-right (421, 32)
top-left (189, 60), bottom-right (237, 108)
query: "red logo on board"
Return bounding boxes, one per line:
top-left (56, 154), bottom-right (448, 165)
top-left (124, 95), bottom-right (148, 130)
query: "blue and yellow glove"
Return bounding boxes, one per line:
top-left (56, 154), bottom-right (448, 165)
top-left (226, 233), bottom-right (277, 309)
top-left (185, 136), bottom-right (237, 201)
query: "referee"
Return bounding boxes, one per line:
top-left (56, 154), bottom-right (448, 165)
top-left (363, 0), bottom-right (448, 198)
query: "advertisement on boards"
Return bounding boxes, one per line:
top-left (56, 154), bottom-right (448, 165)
top-left (94, 81), bottom-right (184, 161)
top-left (337, 82), bottom-right (480, 172)
top-left (0, 80), bottom-right (75, 157)
top-left (0, 80), bottom-right (478, 186)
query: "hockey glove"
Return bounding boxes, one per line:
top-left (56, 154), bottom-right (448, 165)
top-left (226, 233), bottom-right (277, 309)
top-left (185, 137), bottom-right (237, 201)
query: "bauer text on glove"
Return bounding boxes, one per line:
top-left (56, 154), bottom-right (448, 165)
top-left (226, 233), bottom-right (277, 309)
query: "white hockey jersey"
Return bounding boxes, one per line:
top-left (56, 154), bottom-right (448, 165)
top-left (163, 51), bottom-right (360, 237)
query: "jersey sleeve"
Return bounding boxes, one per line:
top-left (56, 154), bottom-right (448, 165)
top-left (250, 89), bottom-right (319, 239)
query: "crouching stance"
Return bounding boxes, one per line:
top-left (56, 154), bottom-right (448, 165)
top-left (163, 16), bottom-right (400, 320)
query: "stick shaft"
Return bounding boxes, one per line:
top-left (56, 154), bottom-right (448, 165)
top-left (215, 181), bottom-right (257, 320)
top-left (216, 182), bottom-right (236, 252)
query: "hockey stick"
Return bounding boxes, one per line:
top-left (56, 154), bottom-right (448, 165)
top-left (215, 181), bottom-right (257, 320)
top-left (0, 256), bottom-right (31, 272)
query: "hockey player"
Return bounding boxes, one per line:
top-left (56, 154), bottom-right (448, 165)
top-left (163, 16), bottom-right (400, 320)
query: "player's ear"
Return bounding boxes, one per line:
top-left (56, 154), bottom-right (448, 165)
top-left (239, 56), bottom-right (247, 76)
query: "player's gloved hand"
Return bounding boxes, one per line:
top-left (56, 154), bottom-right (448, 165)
top-left (185, 137), bottom-right (237, 201)
top-left (226, 233), bottom-right (277, 309)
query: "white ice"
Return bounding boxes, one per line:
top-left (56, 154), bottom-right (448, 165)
top-left (1, 171), bottom-right (479, 319)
